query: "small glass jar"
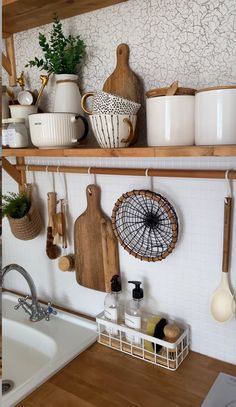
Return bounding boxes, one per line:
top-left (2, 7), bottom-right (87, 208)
top-left (4, 118), bottom-right (29, 148)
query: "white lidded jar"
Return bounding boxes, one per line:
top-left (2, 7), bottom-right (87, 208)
top-left (125, 281), bottom-right (144, 345)
top-left (4, 118), bottom-right (28, 148)
top-left (195, 86), bottom-right (236, 145)
top-left (104, 275), bottom-right (122, 336)
top-left (146, 87), bottom-right (195, 146)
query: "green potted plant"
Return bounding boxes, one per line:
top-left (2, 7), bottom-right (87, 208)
top-left (26, 15), bottom-right (86, 114)
top-left (2, 189), bottom-right (42, 240)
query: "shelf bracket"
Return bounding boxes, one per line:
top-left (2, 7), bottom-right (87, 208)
top-left (2, 157), bottom-right (26, 192)
top-left (2, 34), bottom-right (17, 86)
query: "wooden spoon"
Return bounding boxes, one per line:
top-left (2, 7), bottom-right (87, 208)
top-left (210, 197), bottom-right (236, 322)
top-left (166, 80), bottom-right (179, 96)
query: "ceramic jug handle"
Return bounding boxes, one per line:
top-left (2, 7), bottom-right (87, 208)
top-left (121, 118), bottom-right (135, 145)
top-left (71, 115), bottom-right (89, 143)
top-left (81, 92), bottom-right (94, 115)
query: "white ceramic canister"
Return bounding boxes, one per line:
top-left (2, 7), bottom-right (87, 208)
top-left (9, 104), bottom-right (38, 128)
top-left (146, 90), bottom-right (195, 146)
top-left (195, 86), bottom-right (236, 145)
top-left (4, 118), bottom-right (29, 148)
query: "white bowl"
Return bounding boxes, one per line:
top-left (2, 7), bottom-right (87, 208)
top-left (29, 113), bottom-right (88, 148)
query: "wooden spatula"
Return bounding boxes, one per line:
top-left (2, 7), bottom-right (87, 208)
top-left (103, 43), bottom-right (142, 103)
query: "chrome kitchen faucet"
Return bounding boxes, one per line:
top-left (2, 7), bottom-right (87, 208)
top-left (1, 263), bottom-right (57, 322)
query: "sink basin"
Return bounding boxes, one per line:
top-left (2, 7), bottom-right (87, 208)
top-left (2, 292), bottom-right (98, 407)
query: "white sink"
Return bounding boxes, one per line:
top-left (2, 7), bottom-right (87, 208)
top-left (2, 292), bottom-right (98, 407)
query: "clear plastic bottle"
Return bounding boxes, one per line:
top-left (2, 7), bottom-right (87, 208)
top-left (104, 275), bottom-right (122, 336)
top-left (125, 281), bottom-right (144, 345)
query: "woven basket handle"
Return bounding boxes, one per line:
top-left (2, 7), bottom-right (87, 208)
top-left (25, 183), bottom-right (33, 200)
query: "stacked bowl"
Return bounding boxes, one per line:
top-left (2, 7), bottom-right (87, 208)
top-left (81, 90), bottom-right (141, 148)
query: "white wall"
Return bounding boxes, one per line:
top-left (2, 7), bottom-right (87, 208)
top-left (2, 0), bottom-right (236, 365)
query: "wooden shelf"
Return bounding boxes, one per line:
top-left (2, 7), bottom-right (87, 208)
top-left (2, 145), bottom-right (236, 158)
top-left (2, 0), bottom-right (127, 35)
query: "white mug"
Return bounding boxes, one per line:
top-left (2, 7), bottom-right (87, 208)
top-left (89, 114), bottom-right (137, 148)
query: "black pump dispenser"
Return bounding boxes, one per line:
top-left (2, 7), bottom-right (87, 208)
top-left (128, 281), bottom-right (143, 299)
top-left (111, 275), bottom-right (121, 292)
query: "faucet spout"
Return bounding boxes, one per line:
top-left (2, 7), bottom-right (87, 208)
top-left (1, 263), bottom-right (56, 322)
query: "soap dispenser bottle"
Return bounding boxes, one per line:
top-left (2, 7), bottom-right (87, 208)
top-left (104, 275), bottom-right (122, 335)
top-left (125, 281), bottom-right (143, 345)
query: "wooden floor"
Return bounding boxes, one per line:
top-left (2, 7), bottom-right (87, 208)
top-left (18, 344), bottom-right (236, 407)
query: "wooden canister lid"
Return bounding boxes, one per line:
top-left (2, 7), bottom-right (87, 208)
top-left (196, 85), bottom-right (236, 93)
top-left (146, 87), bottom-right (196, 98)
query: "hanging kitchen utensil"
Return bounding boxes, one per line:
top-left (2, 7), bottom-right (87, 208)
top-left (74, 184), bottom-right (120, 292)
top-left (46, 192), bottom-right (60, 259)
top-left (103, 43), bottom-right (142, 104)
top-left (210, 171), bottom-right (236, 322)
top-left (112, 189), bottom-right (178, 262)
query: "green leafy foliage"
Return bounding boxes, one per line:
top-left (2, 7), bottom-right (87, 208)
top-left (25, 15), bottom-right (86, 74)
top-left (2, 192), bottom-right (31, 219)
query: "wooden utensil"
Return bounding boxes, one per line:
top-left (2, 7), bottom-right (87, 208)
top-left (74, 184), bottom-right (120, 292)
top-left (46, 192), bottom-right (60, 259)
top-left (103, 43), bottom-right (142, 103)
top-left (166, 80), bottom-right (179, 96)
top-left (210, 197), bottom-right (235, 322)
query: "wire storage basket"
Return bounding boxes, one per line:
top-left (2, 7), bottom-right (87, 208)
top-left (96, 312), bottom-right (190, 371)
top-left (112, 190), bottom-right (178, 262)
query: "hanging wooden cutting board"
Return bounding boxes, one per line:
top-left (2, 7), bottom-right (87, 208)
top-left (103, 43), bottom-right (142, 103)
top-left (74, 184), bottom-right (120, 292)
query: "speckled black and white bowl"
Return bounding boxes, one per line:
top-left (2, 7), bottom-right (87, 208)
top-left (81, 90), bottom-right (141, 115)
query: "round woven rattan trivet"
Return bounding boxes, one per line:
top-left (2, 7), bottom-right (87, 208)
top-left (112, 190), bottom-right (178, 262)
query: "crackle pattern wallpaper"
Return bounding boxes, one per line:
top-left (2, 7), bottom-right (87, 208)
top-left (3, 0), bottom-right (236, 143)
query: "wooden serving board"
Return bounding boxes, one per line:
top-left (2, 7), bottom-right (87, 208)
top-left (74, 184), bottom-right (120, 292)
top-left (103, 43), bottom-right (142, 103)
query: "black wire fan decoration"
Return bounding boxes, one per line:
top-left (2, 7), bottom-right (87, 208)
top-left (111, 190), bottom-right (179, 262)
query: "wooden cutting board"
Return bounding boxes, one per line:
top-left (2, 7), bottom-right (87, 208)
top-left (103, 43), bottom-right (142, 103)
top-left (74, 184), bottom-right (120, 292)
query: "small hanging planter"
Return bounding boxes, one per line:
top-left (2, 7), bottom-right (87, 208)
top-left (2, 184), bottom-right (42, 241)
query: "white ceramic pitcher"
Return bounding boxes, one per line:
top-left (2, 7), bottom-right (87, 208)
top-left (53, 74), bottom-right (84, 115)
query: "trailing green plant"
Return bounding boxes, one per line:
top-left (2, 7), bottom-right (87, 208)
top-left (25, 15), bottom-right (86, 75)
top-left (2, 192), bottom-right (31, 219)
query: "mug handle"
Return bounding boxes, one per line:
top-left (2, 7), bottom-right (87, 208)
top-left (121, 118), bottom-right (135, 145)
top-left (71, 115), bottom-right (89, 143)
top-left (81, 92), bottom-right (94, 115)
